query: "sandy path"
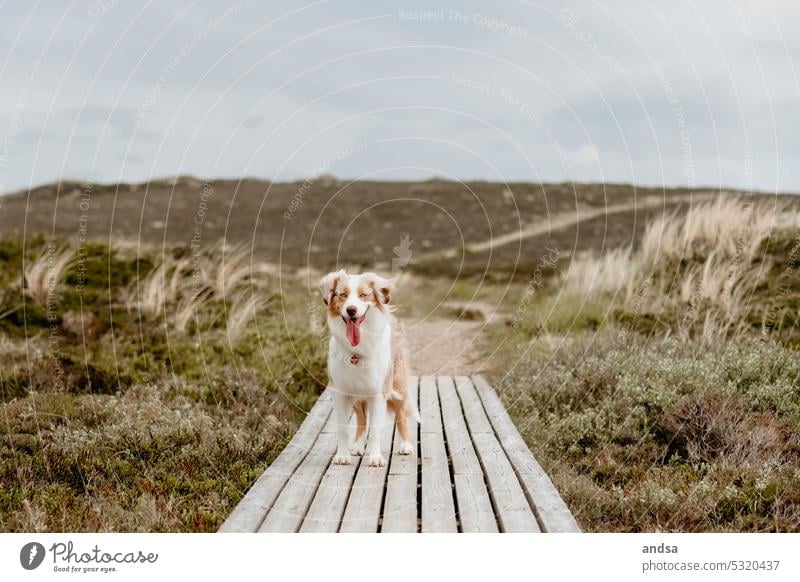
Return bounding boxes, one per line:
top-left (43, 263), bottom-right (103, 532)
top-left (415, 192), bottom-right (717, 262)
top-left (403, 318), bottom-right (484, 375)
top-left (402, 301), bottom-right (501, 375)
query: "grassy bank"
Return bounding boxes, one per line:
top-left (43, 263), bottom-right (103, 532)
top-left (492, 198), bottom-right (800, 531)
top-left (0, 240), bottom-right (326, 531)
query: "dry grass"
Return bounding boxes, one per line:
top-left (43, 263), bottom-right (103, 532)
top-left (639, 198), bottom-right (795, 266)
top-left (22, 245), bottom-right (73, 306)
top-left (205, 245), bottom-right (253, 299)
top-left (134, 257), bottom-right (201, 317)
top-left (135, 261), bottom-right (166, 315)
top-left (562, 248), bottom-right (635, 297)
top-left (0, 239), bottom-right (326, 532)
top-left (225, 292), bottom-right (272, 343)
top-left (559, 197), bottom-right (800, 341)
top-left (173, 292), bottom-right (203, 334)
top-left (131, 248), bottom-right (265, 338)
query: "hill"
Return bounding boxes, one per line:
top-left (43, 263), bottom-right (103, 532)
top-left (1, 177), bottom-right (771, 278)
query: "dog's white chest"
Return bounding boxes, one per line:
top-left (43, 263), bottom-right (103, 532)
top-left (328, 339), bottom-right (391, 397)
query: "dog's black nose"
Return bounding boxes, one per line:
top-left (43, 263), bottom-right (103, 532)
top-left (346, 306), bottom-right (357, 318)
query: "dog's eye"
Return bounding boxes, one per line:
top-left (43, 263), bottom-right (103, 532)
top-left (338, 292), bottom-right (347, 298)
top-left (358, 292), bottom-right (368, 298)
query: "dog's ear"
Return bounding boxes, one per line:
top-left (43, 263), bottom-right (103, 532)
top-left (319, 271), bottom-right (343, 305)
top-left (365, 273), bottom-right (393, 305)
top-left (319, 273), bottom-right (339, 305)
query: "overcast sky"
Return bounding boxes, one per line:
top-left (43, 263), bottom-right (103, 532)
top-left (0, 0), bottom-right (798, 195)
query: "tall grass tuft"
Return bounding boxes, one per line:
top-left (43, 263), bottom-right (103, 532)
top-left (559, 197), bottom-right (800, 341)
top-left (204, 245), bottom-right (253, 299)
top-left (130, 247), bottom-right (269, 339)
top-left (135, 259), bottom-right (189, 316)
top-left (225, 292), bottom-right (272, 342)
top-left (23, 245), bottom-right (73, 306)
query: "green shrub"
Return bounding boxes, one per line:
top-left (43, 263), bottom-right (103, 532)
top-left (497, 330), bottom-right (800, 531)
top-left (0, 240), bottom-right (325, 532)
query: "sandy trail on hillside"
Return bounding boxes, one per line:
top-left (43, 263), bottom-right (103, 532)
top-left (413, 192), bottom-right (717, 263)
top-left (403, 193), bottom-right (720, 373)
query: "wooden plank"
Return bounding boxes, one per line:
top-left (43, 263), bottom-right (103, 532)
top-left (389, 376), bottom-right (419, 476)
top-left (437, 376), bottom-right (482, 476)
top-left (218, 390), bottom-right (332, 532)
top-left (438, 376), bottom-right (497, 533)
top-left (299, 460), bottom-right (360, 532)
top-left (453, 474), bottom-right (499, 533)
top-left (419, 375), bottom-right (442, 432)
top-left (338, 416), bottom-right (395, 533)
top-left (472, 375), bottom-right (581, 533)
top-left (382, 376), bottom-right (419, 533)
top-left (420, 377), bottom-right (457, 533)
top-left (299, 413), bottom-right (359, 533)
top-left (258, 432), bottom-right (337, 532)
top-left (381, 472), bottom-right (418, 533)
top-left (454, 376), bottom-right (540, 533)
top-left (469, 433), bottom-right (541, 533)
top-left (420, 431), bottom-right (457, 532)
top-left (453, 376), bottom-right (493, 434)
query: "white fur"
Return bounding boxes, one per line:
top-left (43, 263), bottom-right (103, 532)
top-left (325, 273), bottom-right (394, 467)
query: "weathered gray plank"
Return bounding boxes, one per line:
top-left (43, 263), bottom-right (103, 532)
top-left (472, 375), bottom-right (580, 532)
top-left (299, 460), bottom-right (360, 532)
top-left (453, 375), bottom-right (493, 434)
top-left (338, 417), bottom-right (395, 533)
top-left (420, 377), bottom-right (457, 533)
top-left (299, 413), bottom-right (359, 533)
top-left (388, 376), bottom-right (419, 476)
top-left (453, 474), bottom-right (499, 533)
top-left (469, 433), bottom-right (541, 532)
top-left (382, 376), bottom-right (419, 533)
top-left (438, 376), bottom-right (497, 533)
top-left (454, 377), bottom-right (540, 533)
top-left (258, 432), bottom-right (337, 532)
top-left (419, 375), bottom-right (442, 432)
top-left (218, 390), bottom-right (332, 532)
top-left (381, 472), bottom-right (418, 533)
top-left (437, 376), bottom-right (482, 475)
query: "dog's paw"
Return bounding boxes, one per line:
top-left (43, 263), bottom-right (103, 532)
top-left (349, 444), bottom-right (365, 456)
top-left (366, 454), bottom-right (386, 467)
top-left (332, 454), bottom-right (352, 465)
top-left (397, 441), bottom-right (414, 455)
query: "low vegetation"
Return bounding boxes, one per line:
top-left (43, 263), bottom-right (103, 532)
top-left (495, 197), bottom-right (800, 531)
top-left (3, 187), bottom-right (799, 533)
top-left (0, 239), bottom-right (326, 531)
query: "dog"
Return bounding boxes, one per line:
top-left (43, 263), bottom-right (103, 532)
top-left (319, 270), bottom-right (419, 467)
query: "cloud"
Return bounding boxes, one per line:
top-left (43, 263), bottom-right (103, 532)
top-left (0, 0), bottom-right (798, 193)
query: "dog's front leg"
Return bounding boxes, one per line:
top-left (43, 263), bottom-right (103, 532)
top-left (332, 393), bottom-right (353, 465)
top-left (365, 395), bottom-right (386, 467)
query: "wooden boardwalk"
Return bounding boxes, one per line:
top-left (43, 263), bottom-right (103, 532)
top-left (219, 375), bottom-right (580, 533)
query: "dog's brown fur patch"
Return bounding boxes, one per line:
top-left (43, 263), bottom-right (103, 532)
top-left (364, 273), bottom-right (391, 308)
top-left (326, 279), bottom-right (347, 318)
top-left (351, 316), bottom-right (411, 439)
top-left (386, 321), bottom-right (412, 442)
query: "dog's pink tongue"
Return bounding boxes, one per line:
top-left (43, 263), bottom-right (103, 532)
top-left (345, 317), bottom-right (362, 347)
